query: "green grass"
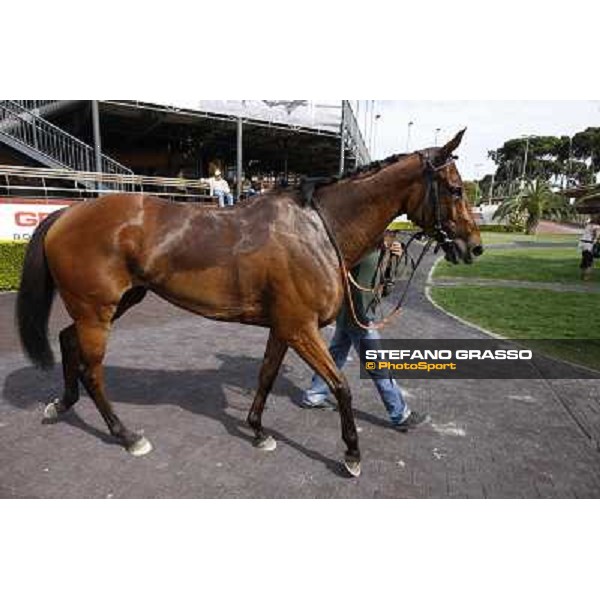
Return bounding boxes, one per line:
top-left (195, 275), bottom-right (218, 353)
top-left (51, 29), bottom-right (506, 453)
top-left (430, 286), bottom-right (600, 369)
top-left (434, 247), bottom-right (593, 284)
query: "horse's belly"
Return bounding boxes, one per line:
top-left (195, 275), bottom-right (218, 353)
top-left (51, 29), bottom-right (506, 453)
top-left (150, 267), bottom-right (267, 324)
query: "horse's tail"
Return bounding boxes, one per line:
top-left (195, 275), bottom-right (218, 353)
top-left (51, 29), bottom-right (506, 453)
top-left (16, 209), bottom-right (66, 369)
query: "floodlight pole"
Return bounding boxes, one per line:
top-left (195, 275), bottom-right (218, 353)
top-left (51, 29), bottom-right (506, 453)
top-left (236, 116), bottom-right (243, 201)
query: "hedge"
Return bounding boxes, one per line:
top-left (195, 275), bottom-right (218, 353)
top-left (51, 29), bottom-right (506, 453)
top-left (389, 222), bottom-right (525, 233)
top-left (0, 242), bottom-right (27, 290)
top-left (389, 222), bottom-right (523, 233)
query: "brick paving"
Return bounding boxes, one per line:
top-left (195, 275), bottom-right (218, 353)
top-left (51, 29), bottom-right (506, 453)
top-left (1, 251), bottom-right (599, 498)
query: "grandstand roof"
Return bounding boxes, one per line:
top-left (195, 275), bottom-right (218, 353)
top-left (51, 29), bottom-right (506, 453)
top-left (94, 100), bottom-right (368, 178)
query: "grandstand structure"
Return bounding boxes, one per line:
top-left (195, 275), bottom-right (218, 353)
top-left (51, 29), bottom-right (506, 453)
top-left (0, 100), bottom-right (371, 201)
top-left (562, 183), bottom-right (600, 214)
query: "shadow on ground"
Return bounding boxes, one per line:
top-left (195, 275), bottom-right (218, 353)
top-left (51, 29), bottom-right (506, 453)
top-left (2, 353), bottom-right (392, 478)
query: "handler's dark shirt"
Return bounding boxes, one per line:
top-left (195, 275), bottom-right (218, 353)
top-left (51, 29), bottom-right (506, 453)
top-left (337, 250), bottom-right (380, 329)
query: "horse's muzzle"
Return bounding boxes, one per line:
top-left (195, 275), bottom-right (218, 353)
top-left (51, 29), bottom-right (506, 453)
top-left (446, 239), bottom-right (483, 264)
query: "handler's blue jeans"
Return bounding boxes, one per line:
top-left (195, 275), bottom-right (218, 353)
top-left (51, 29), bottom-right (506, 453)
top-left (303, 324), bottom-right (410, 425)
top-left (215, 190), bottom-right (234, 207)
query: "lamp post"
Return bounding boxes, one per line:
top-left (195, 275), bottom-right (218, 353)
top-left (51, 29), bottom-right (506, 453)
top-left (406, 121), bottom-right (414, 152)
top-left (474, 163), bottom-right (484, 204)
top-left (566, 135), bottom-right (573, 189)
top-left (488, 171), bottom-right (495, 204)
top-left (520, 135), bottom-right (531, 189)
top-left (368, 102), bottom-right (376, 156)
top-left (434, 127), bottom-right (441, 146)
top-left (371, 112), bottom-right (381, 159)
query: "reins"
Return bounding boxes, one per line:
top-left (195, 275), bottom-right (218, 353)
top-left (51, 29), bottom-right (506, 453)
top-left (310, 196), bottom-right (434, 331)
top-left (309, 153), bottom-right (455, 331)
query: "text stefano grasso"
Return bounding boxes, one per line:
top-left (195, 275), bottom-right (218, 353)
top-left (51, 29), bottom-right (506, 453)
top-left (364, 349), bottom-right (533, 361)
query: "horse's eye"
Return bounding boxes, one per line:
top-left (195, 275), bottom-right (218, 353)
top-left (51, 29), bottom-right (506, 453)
top-left (448, 185), bottom-right (462, 198)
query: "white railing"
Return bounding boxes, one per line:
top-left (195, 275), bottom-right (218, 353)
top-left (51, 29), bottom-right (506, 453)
top-left (0, 165), bottom-right (216, 203)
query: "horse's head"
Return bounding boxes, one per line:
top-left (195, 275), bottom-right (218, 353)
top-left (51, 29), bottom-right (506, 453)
top-left (410, 129), bottom-right (483, 264)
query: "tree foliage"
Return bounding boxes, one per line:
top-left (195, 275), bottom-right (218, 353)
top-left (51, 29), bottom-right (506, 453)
top-left (493, 180), bottom-right (575, 234)
top-left (487, 127), bottom-right (600, 191)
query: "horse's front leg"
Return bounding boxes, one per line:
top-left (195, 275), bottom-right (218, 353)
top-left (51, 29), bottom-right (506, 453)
top-left (247, 330), bottom-right (288, 451)
top-left (288, 324), bottom-right (361, 477)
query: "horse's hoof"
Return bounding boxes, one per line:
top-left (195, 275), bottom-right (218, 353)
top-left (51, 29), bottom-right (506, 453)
top-left (254, 435), bottom-right (277, 452)
top-left (43, 399), bottom-right (62, 420)
top-left (127, 435), bottom-right (153, 457)
top-left (344, 459), bottom-right (362, 478)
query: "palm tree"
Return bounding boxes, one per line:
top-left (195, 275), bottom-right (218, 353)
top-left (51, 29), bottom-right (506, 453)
top-left (493, 180), bottom-right (574, 235)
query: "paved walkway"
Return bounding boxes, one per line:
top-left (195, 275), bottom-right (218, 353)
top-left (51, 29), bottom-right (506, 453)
top-left (536, 220), bottom-right (584, 234)
top-left (1, 251), bottom-right (599, 498)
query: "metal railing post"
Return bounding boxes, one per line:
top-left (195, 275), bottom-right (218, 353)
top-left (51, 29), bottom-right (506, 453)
top-left (339, 101), bottom-right (346, 176)
top-left (236, 116), bottom-right (243, 201)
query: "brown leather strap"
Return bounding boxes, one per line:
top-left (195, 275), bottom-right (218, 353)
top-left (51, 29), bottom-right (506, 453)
top-left (311, 196), bottom-right (431, 331)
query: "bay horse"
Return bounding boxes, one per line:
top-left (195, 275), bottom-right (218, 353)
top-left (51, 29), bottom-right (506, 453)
top-left (16, 129), bottom-right (481, 477)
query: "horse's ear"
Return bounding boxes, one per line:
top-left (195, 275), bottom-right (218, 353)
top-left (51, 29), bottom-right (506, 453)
top-left (439, 128), bottom-right (466, 161)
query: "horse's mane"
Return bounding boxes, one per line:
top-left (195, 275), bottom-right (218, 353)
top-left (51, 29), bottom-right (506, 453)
top-left (296, 151), bottom-right (413, 207)
top-left (251, 148), bottom-right (440, 208)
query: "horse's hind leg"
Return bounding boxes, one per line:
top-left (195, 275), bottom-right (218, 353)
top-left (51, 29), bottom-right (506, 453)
top-left (76, 314), bottom-right (152, 456)
top-left (44, 288), bottom-right (148, 421)
top-left (43, 324), bottom-right (81, 419)
top-left (247, 330), bottom-right (288, 451)
top-left (288, 324), bottom-right (361, 477)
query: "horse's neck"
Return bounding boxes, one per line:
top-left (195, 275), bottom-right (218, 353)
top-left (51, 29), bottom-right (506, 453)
top-left (319, 155), bottom-right (422, 266)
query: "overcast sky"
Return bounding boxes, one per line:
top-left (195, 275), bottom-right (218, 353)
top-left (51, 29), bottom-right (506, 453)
top-left (361, 101), bottom-right (600, 180)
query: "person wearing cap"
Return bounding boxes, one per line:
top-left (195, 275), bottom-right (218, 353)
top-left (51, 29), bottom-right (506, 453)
top-left (301, 235), bottom-right (429, 431)
top-left (206, 169), bottom-right (234, 207)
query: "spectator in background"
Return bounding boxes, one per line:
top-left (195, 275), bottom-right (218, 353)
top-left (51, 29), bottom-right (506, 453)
top-left (246, 178), bottom-right (262, 198)
top-left (579, 215), bottom-right (600, 281)
top-left (205, 169), bottom-right (234, 207)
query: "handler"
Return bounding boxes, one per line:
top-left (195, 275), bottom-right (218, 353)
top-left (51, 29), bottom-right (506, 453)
top-left (302, 236), bottom-right (429, 431)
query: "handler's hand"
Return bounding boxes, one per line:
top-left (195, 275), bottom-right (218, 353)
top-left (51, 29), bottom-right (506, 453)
top-left (390, 241), bottom-right (403, 257)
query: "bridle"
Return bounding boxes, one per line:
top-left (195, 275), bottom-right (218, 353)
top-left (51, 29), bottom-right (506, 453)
top-left (310, 153), bottom-right (462, 330)
top-left (418, 152), bottom-right (462, 257)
